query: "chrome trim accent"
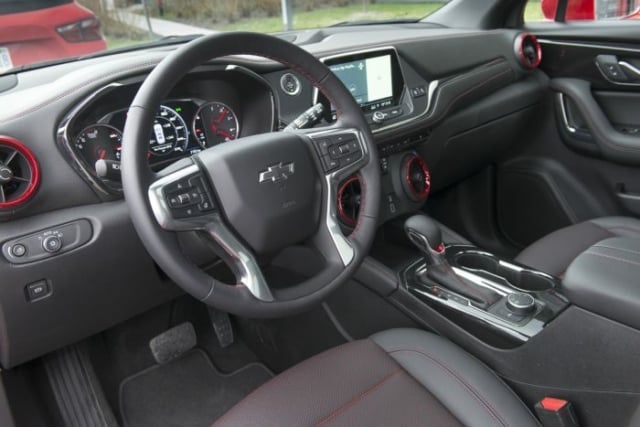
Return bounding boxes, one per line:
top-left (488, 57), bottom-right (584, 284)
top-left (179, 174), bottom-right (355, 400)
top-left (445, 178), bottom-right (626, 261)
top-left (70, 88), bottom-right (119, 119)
top-left (203, 218), bottom-right (274, 302)
top-left (147, 162), bottom-right (274, 302)
top-left (594, 61), bottom-right (640, 87)
top-left (556, 93), bottom-right (577, 133)
top-left (258, 161), bottom-right (295, 183)
top-left (538, 38), bottom-right (640, 54)
top-left (280, 72), bottom-right (302, 96)
top-left (619, 61), bottom-right (640, 78)
top-left (56, 83), bottom-right (124, 196)
top-left (403, 259), bottom-right (545, 342)
top-left (305, 127), bottom-right (370, 266)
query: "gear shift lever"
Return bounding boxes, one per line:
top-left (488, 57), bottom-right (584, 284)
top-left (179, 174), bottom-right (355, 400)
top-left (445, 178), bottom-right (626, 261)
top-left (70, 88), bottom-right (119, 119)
top-left (404, 215), bottom-right (499, 307)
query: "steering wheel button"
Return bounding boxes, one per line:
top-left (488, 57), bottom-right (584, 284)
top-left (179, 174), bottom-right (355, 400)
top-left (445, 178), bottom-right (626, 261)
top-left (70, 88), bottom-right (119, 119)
top-left (321, 155), bottom-right (339, 172)
top-left (314, 138), bottom-right (331, 155)
top-left (328, 146), bottom-right (342, 158)
top-left (198, 200), bottom-right (214, 212)
top-left (177, 193), bottom-right (191, 204)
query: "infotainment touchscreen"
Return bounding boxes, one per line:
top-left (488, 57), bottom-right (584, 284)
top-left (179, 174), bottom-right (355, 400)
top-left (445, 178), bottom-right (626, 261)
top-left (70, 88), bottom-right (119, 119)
top-left (324, 49), bottom-right (404, 113)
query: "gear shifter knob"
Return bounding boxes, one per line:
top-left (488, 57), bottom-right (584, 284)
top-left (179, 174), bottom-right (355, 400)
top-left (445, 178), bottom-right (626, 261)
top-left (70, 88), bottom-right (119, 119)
top-left (404, 215), bottom-right (445, 264)
top-left (404, 214), bottom-right (499, 308)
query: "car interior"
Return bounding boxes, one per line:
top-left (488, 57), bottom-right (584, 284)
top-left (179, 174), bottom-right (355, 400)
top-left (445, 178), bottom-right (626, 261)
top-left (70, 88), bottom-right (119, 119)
top-left (1, 0), bottom-right (640, 426)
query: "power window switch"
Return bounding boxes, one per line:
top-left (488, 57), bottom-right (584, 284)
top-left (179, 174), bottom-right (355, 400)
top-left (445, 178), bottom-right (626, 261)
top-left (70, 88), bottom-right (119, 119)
top-left (25, 280), bottom-right (51, 302)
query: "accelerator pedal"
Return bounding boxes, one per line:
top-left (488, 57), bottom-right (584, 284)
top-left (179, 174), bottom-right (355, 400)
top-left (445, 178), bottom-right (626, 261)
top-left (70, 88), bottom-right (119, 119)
top-left (208, 307), bottom-right (235, 348)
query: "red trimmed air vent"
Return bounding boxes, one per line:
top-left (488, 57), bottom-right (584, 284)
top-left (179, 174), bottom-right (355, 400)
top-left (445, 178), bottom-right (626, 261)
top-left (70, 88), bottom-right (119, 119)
top-left (515, 33), bottom-right (542, 69)
top-left (337, 175), bottom-right (361, 226)
top-left (0, 136), bottom-right (40, 210)
top-left (403, 154), bottom-right (431, 202)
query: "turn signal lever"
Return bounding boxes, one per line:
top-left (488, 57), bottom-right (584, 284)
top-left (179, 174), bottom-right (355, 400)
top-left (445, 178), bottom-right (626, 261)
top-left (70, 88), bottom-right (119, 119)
top-left (404, 215), bottom-right (499, 307)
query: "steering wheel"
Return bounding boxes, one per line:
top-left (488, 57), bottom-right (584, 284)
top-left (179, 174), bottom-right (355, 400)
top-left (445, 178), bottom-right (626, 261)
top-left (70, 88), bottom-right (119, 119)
top-left (121, 33), bottom-right (380, 318)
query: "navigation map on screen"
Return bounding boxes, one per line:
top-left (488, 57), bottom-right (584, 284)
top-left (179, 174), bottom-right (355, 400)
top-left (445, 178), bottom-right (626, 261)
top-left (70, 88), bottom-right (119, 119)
top-left (329, 54), bottom-right (394, 111)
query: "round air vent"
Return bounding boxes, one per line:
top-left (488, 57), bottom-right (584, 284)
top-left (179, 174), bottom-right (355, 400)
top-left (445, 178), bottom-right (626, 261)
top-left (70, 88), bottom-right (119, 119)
top-left (0, 136), bottom-right (40, 210)
top-left (515, 33), bottom-right (542, 69)
top-left (337, 175), bottom-right (361, 226)
top-left (403, 154), bottom-right (431, 202)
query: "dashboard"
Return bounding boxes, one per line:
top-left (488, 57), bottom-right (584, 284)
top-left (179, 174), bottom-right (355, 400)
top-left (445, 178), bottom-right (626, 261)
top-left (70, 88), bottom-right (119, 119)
top-left (0, 26), bottom-right (546, 368)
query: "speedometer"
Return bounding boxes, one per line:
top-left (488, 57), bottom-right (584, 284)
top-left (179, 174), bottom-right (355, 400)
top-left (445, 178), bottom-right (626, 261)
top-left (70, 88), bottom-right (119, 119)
top-left (149, 105), bottom-right (189, 157)
top-left (192, 101), bottom-right (239, 148)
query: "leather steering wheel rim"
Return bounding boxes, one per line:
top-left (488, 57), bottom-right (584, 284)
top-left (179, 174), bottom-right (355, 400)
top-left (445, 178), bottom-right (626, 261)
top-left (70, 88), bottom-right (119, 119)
top-left (122, 32), bottom-right (380, 318)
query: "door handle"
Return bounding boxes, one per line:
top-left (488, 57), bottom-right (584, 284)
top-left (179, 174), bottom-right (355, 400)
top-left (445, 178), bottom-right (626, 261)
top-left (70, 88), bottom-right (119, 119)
top-left (595, 54), bottom-right (640, 84)
top-left (618, 61), bottom-right (640, 79)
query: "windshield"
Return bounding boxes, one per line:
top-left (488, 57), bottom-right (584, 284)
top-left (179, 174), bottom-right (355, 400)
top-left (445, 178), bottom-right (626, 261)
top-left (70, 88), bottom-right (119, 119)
top-left (1, 0), bottom-right (448, 72)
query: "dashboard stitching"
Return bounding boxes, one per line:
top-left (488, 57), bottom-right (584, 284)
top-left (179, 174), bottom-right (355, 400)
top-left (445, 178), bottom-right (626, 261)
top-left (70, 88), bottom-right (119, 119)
top-left (0, 61), bottom-right (161, 124)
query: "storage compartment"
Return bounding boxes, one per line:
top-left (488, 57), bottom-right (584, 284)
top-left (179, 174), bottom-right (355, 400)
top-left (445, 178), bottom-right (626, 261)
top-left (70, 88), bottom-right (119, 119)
top-left (454, 250), bottom-right (556, 291)
top-left (563, 237), bottom-right (640, 331)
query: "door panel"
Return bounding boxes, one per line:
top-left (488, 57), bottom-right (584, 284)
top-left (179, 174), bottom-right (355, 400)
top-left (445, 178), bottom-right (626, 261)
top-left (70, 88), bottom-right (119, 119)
top-left (494, 24), bottom-right (640, 247)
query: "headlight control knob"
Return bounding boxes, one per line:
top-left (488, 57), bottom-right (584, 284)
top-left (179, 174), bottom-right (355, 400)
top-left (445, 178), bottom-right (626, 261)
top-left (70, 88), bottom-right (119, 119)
top-left (42, 235), bottom-right (62, 253)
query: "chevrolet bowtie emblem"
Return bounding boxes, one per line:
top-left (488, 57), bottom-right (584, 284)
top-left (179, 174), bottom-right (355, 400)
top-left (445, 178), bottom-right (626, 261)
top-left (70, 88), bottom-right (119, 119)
top-left (258, 161), bottom-right (295, 183)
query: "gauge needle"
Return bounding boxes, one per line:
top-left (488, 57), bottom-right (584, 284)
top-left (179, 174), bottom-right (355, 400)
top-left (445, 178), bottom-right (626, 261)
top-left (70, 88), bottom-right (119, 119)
top-left (98, 148), bottom-right (107, 159)
top-left (217, 130), bottom-right (234, 140)
top-left (216, 109), bottom-right (228, 123)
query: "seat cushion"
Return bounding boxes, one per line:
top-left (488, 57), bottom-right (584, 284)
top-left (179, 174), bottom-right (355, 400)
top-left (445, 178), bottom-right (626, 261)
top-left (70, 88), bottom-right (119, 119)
top-left (516, 216), bottom-right (640, 276)
top-left (213, 328), bottom-right (539, 427)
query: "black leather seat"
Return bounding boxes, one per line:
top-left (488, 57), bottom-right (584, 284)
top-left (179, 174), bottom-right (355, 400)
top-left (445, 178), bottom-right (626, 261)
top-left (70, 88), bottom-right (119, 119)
top-left (214, 328), bottom-right (539, 426)
top-left (516, 216), bottom-right (640, 276)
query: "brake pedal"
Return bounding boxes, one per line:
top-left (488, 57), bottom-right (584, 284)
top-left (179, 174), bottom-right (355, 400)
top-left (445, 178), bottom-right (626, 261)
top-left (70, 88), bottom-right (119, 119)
top-left (208, 307), bottom-right (234, 348)
top-left (149, 321), bottom-right (197, 364)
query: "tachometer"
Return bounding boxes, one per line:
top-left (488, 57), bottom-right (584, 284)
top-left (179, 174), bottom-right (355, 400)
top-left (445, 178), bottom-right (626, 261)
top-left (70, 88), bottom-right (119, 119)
top-left (192, 101), bottom-right (239, 148)
top-left (149, 105), bottom-right (189, 156)
top-left (74, 124), bottom-right (122, 165)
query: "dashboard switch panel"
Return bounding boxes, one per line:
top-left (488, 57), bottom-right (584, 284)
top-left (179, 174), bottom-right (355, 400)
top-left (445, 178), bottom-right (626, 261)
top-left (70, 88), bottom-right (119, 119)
top-left (2, 219), bottom-right (93, 264)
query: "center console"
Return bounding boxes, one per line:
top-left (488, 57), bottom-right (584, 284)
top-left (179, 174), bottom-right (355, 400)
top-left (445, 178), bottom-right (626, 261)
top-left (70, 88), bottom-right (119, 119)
top-left (400, 215), bottom-right (569, 343)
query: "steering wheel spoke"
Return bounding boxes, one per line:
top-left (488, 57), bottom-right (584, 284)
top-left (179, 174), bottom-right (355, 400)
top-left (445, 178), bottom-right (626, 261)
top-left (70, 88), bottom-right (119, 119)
top-left (147, 159), bottom-right (275, 301)
top-left (301, 127), bottom-right (370, 266)
top-left (203, 220), bottom-right (275, 302)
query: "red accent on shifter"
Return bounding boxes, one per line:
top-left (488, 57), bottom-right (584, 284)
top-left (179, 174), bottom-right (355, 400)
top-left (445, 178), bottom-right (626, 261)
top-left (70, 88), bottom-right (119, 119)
top-left (435, 243), bottom-right (445, 253)
top-left (540, 397), bottom-right (568, 412)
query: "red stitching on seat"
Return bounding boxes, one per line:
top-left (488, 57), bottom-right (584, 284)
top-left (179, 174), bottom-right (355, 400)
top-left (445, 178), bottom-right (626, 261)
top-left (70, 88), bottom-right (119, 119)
top-left (313, 369), bottom-right (402, 427)
top-left (388, 348), bottom-right (509, 427)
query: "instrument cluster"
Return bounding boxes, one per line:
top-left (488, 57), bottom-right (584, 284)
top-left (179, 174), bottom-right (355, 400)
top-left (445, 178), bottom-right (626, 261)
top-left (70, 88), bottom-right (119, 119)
top-left (73, 99), bottom-right (240, 171)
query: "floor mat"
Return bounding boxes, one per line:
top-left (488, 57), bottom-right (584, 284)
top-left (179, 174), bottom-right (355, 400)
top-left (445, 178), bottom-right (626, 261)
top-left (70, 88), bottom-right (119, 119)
top-left (119, 349), bottom-right (272, 427)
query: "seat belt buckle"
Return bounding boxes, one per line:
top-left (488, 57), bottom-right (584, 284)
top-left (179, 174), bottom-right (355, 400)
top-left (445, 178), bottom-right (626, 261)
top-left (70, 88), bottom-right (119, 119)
top-left (534, 397), bottom-right (579, 427)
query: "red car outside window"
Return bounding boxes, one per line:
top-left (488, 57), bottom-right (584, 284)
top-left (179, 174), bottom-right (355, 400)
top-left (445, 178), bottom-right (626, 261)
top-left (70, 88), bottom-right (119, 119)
top-left (0, 0), bottom-right (107, 72)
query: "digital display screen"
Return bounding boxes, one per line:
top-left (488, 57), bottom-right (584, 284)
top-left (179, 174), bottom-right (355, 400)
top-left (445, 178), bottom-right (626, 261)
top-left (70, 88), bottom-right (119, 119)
top-left (325, 50), bottom-right (403, 113)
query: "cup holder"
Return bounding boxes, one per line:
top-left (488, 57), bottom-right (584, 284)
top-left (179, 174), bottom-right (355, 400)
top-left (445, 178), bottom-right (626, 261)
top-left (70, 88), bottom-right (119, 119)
top-left (454, 251), bottom-right (555, 292)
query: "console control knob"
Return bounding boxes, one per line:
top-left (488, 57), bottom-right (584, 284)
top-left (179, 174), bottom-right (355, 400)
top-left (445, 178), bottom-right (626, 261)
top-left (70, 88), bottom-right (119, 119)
top-left (372, 111), bottom-right (386, 124)
top-left (42, 235), bottom-right (62, 253)
top-left (506, 292), bottom-right (535, 315)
